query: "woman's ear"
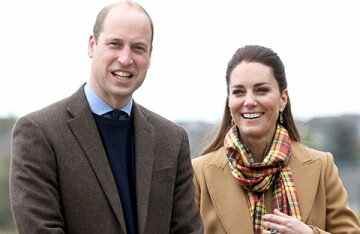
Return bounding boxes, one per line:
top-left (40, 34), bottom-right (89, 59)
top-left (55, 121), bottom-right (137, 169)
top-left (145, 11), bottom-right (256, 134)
top-left (280, 89), bottom-right (288, 112)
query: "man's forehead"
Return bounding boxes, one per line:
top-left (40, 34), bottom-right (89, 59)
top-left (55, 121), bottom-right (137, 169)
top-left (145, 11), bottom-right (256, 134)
top-left (108, 2), bottom-right (146, 17)
top-left (105, 4), bottom-right (150, 26)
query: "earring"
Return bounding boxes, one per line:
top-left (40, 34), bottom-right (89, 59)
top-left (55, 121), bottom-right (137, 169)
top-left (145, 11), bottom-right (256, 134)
top-left (279, 112), bottom-right (284, 124)
top-left (231, 118), bottom-right (235, 126)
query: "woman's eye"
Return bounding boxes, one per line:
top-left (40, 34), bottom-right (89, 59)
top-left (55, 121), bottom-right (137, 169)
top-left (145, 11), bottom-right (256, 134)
top-left (232, 89), bottom-right (244, 95)
top-left (257, 87), bottom-right (269, 93)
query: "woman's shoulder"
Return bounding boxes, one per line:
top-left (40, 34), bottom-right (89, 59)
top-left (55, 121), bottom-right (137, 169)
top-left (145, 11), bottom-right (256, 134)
top-left (192, 147), bottom-right (227, 168)
top-left (291, 141), bottom-right (334, 164)
top-left (192, 150), bottom-right (217, 166)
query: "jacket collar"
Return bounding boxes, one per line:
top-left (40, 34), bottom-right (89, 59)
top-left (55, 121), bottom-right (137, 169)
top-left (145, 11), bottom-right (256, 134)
top-left (132, 102), bottom-right (156, 234)
top-left (288, 141), bottom-right (321, 222)
top-left (202, 141), bottom-right (320, 233)
top-left (67, 84), bottom-right (156, 234)
top-left (202, 147), bottom-right (254, 233)
top-left (67, 84), bottom-right (127, 232)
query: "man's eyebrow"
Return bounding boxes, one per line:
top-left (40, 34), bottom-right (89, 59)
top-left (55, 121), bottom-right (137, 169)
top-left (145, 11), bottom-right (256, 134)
top-left (105, 38), bottom-right (122, 42)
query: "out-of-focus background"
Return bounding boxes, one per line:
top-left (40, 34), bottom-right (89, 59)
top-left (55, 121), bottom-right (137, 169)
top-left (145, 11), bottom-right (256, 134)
top-left (1, 0), bottom-right (360, 232)
top-left (1, 115), bottom-right (360, 232)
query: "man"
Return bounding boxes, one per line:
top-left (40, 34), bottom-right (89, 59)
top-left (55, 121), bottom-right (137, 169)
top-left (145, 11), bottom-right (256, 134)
top-left (10, 2), bottom-right (203, 233)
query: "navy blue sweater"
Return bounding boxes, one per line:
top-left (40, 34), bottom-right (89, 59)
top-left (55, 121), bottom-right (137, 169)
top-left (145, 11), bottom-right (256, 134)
top-left (93, 114), bottom-right (137, 234)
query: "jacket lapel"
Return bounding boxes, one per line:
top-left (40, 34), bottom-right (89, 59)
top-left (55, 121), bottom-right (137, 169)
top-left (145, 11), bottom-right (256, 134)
top-left (132, 103), bottom-right (155, 234)
top-left (203, 148), bottom-right (254, 234)
top-left (66, 85), bottom-right (127, 233)
top-left (203, 142), bottom-right (321, 232)
top-left (288, 141), bottom-right (321, 222)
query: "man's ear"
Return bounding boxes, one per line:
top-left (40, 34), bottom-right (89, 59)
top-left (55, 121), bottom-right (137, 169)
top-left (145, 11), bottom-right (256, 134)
top-left (88, 35), bottom-right (96, 58)
top-left (147, 46), bottom-right (153, 68)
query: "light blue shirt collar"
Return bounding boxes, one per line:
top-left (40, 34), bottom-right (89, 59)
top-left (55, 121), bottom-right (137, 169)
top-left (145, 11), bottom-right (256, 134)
top-left (84, 83), bottom-right (132, 116)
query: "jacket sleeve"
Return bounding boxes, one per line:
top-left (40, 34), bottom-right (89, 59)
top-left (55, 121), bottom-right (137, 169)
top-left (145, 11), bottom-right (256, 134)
top-left (10, 116), bottom-right (65, 234)
top-left (314, 153), bottom-right (360, 234)
top-left (192, 159), bottom-right (201, 208)
top-left (170, 128), bottom-right (204, 234)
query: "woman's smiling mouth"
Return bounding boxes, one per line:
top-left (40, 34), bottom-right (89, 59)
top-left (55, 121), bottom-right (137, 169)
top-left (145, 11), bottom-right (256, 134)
top-left (242, 113), bottom-right (264, 119)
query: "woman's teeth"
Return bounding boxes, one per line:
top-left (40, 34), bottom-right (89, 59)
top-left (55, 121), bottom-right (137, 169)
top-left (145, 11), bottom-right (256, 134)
top-left (242, 113), bottom-right (263, 119)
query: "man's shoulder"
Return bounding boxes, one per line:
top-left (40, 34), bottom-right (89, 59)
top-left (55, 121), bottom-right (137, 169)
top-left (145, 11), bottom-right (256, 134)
top-left (135, 103), bottom-right (183, 129)
top-left (28, 96), bottom-right (66, 115)
top-left (18, 96), bottom-right (70, 128)
top-left (20, 85), bottom-right (87, 127)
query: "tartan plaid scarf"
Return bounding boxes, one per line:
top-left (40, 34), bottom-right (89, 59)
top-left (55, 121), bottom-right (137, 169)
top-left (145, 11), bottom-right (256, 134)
top-left (224, 124), bottom-right (301, 234)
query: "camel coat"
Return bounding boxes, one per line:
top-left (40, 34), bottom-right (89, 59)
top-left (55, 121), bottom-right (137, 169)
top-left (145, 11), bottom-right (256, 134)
top-left (192, 141), bottom-right (360, 234)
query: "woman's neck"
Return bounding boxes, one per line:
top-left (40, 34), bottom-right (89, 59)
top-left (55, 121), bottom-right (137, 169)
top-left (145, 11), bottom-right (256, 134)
top-left (241, 135), bottom-right (274, 163)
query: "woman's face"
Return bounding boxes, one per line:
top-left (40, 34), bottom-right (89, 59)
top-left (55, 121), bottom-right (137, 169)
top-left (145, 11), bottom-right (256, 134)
top-left (228, 62), bottom-right (288, 144)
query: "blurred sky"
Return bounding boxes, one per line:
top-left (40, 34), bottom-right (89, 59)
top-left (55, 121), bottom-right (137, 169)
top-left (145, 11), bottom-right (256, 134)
top-left (1, 0), bottom-right (359, 123)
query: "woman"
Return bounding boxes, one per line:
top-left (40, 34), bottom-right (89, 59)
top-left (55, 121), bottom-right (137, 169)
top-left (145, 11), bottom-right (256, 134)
top-left (192, 45), bottom-right (360, 234)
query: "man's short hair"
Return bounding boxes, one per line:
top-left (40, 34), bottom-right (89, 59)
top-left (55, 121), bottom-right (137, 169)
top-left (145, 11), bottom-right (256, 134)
top-left (92, 1), bottom-right (154, 45)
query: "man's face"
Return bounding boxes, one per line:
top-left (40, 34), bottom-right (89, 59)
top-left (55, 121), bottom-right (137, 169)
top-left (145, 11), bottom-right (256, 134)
top-left (88, 4), bottom-right (152, 109)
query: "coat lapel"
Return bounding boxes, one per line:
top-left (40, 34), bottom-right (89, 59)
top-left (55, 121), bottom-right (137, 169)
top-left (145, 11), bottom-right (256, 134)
top-left (66, 85), bottom-right (127, 233)
top-left (288, 141), bottom-right (321, 222)
top-left (203, 148), bottom-right (254, 234)
top-left (132, 103), bottom-right (155, 234)
top-left (203, 142), bottom-right (321, 232)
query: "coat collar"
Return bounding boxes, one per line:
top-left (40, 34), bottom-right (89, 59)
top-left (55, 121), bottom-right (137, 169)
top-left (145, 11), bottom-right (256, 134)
top-left (288, 141), bottom-right (321, 222)
top-left (202, 141), bottom-right (321, 233)
top-left (67, 84), bottom-right (156, 234)
top-left (67, 84), bottom-right (127, 233)
top-left (132, 102), bottom-right (156, 234)
top-left (203, 147), bottom-right (254, 233)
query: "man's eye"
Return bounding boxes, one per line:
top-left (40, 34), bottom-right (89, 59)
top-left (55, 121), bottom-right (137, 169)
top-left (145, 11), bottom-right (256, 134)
top-left (134, 46), bottom-right (146, 52)
top-left (109, 42), bottom-right (120, 46)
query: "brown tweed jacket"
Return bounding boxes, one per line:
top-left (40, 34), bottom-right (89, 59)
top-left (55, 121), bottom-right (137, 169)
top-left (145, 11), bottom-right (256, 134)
top-left (10, 84), bottom-right (203, 234)
top-left (192, 142), bottom-right (360, 234)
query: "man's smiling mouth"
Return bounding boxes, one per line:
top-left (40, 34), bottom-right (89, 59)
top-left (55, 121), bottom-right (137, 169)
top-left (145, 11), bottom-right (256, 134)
top-left (112, 71), bottom-right (133, 80)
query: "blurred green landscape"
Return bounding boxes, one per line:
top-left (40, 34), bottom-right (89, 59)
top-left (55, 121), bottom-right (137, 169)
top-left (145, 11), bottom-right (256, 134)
top-left (0, 117), bottom-right (16, 233)
top-left (1, 115), bottom-right (360, 232)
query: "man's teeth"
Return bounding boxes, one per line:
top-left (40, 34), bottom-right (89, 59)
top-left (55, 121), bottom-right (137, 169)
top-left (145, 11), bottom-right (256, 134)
top-left (113, 71), bottom-right (131, 80)
top-left (243, 113), bottom-right (263, 119)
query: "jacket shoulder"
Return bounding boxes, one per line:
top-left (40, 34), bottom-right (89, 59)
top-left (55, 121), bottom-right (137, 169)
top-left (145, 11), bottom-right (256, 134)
top-left (15, 96), bottom-right (70, 131)
top-left (18, 84), bottom-right (88, 127)
top-left (291, 141), bottom-right (332, 164)
top-left (28, 97), bottom-right (69, 117)
top-left (135, 103), bottom-right (186, 132)
top-left (193, 151), bottom-right (216, 164)
top-left (192, 149), bottom-right (223, 173)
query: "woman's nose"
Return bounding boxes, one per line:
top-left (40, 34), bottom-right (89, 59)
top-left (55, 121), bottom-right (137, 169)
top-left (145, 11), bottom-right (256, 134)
top-left (244, 93), bottom-right (257, 107)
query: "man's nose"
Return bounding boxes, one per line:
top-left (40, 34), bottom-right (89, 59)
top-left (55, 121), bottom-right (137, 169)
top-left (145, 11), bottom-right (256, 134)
top-left (117, 47), bottom-right (133, 66)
